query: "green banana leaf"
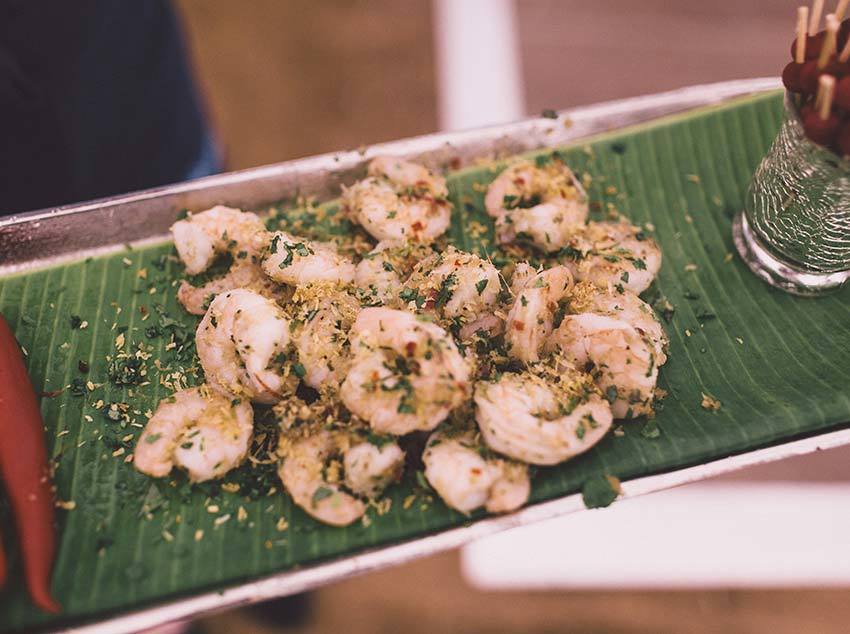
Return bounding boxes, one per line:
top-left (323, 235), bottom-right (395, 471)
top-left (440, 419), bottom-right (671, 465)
top-left (2, 90), bottom-right (850, 631)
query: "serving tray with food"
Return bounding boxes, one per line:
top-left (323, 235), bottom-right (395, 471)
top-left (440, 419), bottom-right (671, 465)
top-left (2, 77), bottom-right (850, 633)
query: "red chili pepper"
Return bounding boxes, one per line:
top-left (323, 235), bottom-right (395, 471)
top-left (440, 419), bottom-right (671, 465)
top-left (0, 314), bottom-right (60, 613)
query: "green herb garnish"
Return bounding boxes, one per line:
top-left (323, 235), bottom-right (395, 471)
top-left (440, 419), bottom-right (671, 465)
top-left (312, 487), bottom-right (334, 506)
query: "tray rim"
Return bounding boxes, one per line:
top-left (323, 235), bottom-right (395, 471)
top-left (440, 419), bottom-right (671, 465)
top-left (61, 425), bottom-right (850, 634)
top-left (1, 77), bottom-right (781, 276)
top-left (3, 77), bottom-right (817, 634)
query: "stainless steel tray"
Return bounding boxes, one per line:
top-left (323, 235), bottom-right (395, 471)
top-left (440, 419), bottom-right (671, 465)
top-left (5, 78), bottom-right (832, 634)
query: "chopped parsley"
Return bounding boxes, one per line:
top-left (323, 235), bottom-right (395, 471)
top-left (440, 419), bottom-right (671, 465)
top-left (557, 245), bottom-right (584, 261)
top-left (641, 421), bottom-right (661, 439)
top-left (69, 377), bottom-right (87, 397)
top-left (108, 355), bottom-right (146, 386)
top-left (312, 487), bottom-right (334, 506)
top-left (581, 475), bottom-right (620, 509)
top-left (435, 274), bottom-right (457, 310)
top-left (271, 235), bottom-right (314, 268)
top-left (475, 278), bottom-right (489, 295)
top-left (365, 432), bottom-right (395, 448)
top-left (397, 400), bottom-right (416, 414)
top-left (399, 287), bottom-right (425, 308)
top-left (399, 287), bottom-right (417, 303)
top-left (504, 194), bottom-right (542, 210)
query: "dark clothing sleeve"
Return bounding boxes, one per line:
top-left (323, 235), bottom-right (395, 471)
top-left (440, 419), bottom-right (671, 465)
top-left (0, 0), bottom-right (210, 214)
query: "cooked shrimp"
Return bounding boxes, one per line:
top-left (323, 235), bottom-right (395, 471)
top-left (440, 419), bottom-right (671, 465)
top-left (504, 265), bottom-right (573, 363)
top-left (278, 430), bottom-right (365, 527)
top-left (567, 282), bottom-right (668, 363)
top-left (341, 156), bottom-right (451, 243)
top-left (402, 247), bottom-right (502, 334)
top-left (171, 205), bottom-right (267, 275)
top-left (423, 427), bottom-right (530, 514)
top-left (355, 241), bottom-right (404, 305)
top-left (354, 240), bottom-right (434, 304)
top-left (474, 365), bottom-right (613, 465)
top-left (509, 262), bottom-right (537, 296)
top-left (290, 284), bottom-right (361, 391)
top-left (340, 307), bottom-right (471, 435)
top-left (177, 258), bottom-right (289, 316)
top-left (547, 312), bottom-right (660, 419)
top-left (344, 439), bottom-right (406, 498)
top-left (196, 289), bottom-right (297, 403)
top-left (485, 159), bottom-right (587, 253)
top-left (278, 429), bottom-right (404, 526)
top-left (261, 231), bottom-right (355, 287)
top-left (135, 386), bottom-right (253, 482)
top-left (369, 155), bottom-right (449, 194)
top-left (562, 221), bottom-right (662, 294)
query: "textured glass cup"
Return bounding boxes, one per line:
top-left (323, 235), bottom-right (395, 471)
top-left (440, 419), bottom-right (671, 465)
top-left (733, 92), bottom-right (850, 296)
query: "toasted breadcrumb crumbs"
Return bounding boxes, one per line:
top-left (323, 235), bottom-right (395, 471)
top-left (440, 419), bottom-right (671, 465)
top-left (701, 392), bottom-right (722, 411)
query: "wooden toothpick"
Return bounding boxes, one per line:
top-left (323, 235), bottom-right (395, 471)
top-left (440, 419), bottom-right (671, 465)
top-left (835, 0), bottom-right (850, 21)
top-left (817, 74), bottom-right (836, 119)
top-left (818, 13), bottom-right (839, 68)
top-left (797, 6), bottom-right (811, 62)
top-left (810, 0), bottom-right (825, 34)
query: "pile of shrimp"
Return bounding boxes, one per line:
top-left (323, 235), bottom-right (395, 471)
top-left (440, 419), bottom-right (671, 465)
top-left (134, 153), bottom-right (668, 526)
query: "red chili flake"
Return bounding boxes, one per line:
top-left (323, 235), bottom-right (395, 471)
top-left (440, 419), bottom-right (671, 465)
top-left (470, 468), bottom-right (482, 475)
top-left (405, 341), bottom-right (416, 357)
top-left (39, 389), bottom-right (64, 398)
top-left (513, 321), bottom-right (525, 331)
top-left (411, 221), bottom-right (425, 233)
top-left (448, 157), bottom-right (461, 170)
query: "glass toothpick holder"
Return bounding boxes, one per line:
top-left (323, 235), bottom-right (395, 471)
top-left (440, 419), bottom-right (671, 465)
top-left (733, 92), bottom-right (850, 296)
